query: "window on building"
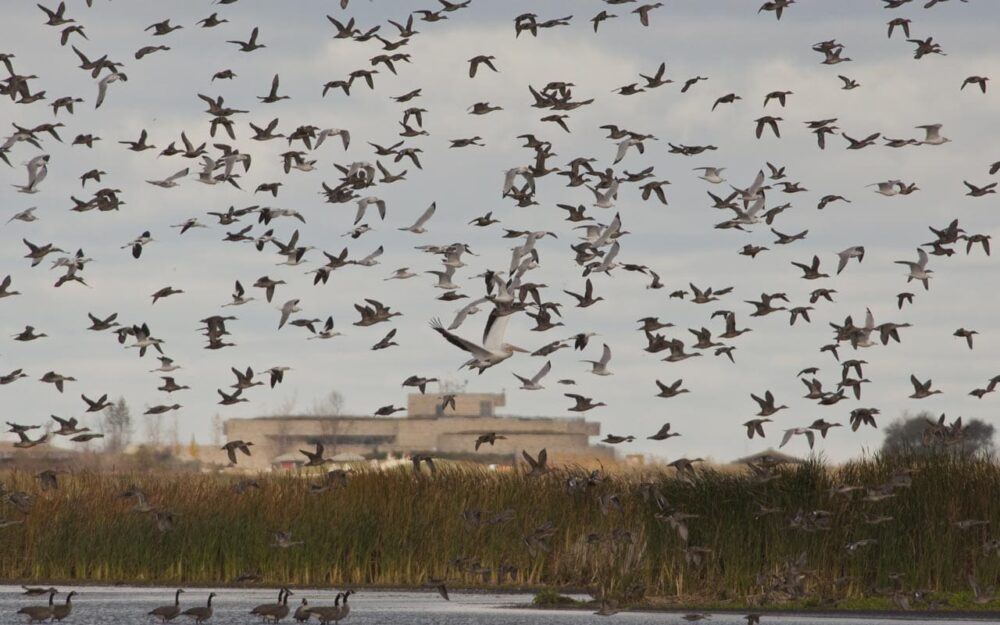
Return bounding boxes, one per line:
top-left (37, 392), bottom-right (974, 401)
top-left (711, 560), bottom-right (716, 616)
top-left (480, 400), bottom-right (492, 416)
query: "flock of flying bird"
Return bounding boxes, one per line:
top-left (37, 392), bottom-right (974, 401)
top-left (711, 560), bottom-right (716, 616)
top-left (0, 0), bottom-right (997, 618)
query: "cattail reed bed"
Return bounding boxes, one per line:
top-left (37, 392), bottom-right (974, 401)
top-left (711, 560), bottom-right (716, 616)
top-left (2, 453), bottom-right (1000, 607)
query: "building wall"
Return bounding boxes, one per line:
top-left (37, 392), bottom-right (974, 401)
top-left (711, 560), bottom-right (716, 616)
top-left (223, 393), bottom-right (610, 471)
top-left (407, 392), bottom-right (506, 416)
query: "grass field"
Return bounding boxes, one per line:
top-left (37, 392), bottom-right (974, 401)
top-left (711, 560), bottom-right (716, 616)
top-left (1, 452), bottom-right (999, 608)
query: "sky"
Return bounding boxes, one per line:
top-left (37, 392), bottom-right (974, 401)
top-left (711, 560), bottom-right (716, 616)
top-left (0, 0), bottom-right (999, 463)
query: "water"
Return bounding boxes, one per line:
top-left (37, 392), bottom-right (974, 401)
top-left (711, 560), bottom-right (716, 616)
top-left (1, 586), bottom-right (997, 624)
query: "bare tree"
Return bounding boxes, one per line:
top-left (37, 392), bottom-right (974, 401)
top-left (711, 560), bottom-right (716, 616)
top-left (211, 413), bottom-right (224, 446)
top-left (102, 397), bottom-right (132, 453)
top-left (883, 411), bottom-right (995, 457)
top-left (439, 379), bottom-right (468, 394)
top-left (145, 413), bottom-right (164, 447)
top-left (310, 389), bottom-right (345, 416)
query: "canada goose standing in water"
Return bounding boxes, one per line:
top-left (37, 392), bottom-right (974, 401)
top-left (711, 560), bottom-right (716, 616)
top-left (251, 588), bottom-right (292, 622)
top-left (306, 593), bottom-right (342, 624)
top-left (17, 589), bottom-right (57, 622)
top-left (51, 591), bottom-right (77, 622)
top-left (337, 591), bottom-right (353, 622)
top-left (293, 599), bottom-right (310, 622)
top-left (149, 589), bottom-right (185, 622)
top-left (182, 593), bottom-right (215, 623)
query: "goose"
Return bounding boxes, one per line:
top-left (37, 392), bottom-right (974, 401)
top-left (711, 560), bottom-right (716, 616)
top-left (156, 377), bottom-right (189, 394)
top-left (50, 414), bottom-right (87, 436)
top-left (182, 593), bottom-right (215, 623)
top-left (791, 255), bottom-right (828, 279)
top-left (474, 432), bottom-right (507, 451)
top-left (751, 391), bottom-right (787, 416)
top-left (648, 423), bottom-right (680, 440)
top-left (712, 92), bottom-right (741, 110)
top-left (513, 360), bottom-right (550, 390)
top-left (40, 371), bottom-right (75, 393)
top-left (222, 440), bottom-right (254, 464)
top-left (293, 599), bottom-right (311, 623)
top-left (251, 588), bottom-right (293, 622)
top-left (663, 339), bottom-right (702, 363)
top-left (18, 589), bottom-right (57, 622)
top-left (150, 589), bottom-right (186, 622)
top-left (14, 430), bottom-right (48, 448)
top-left (954, 328), bottom-right (978, 349)
top-left (228, 27), bottom-right (265, 52)
top-left (299, 443), bottom-right (331, 467)
top-left (522, 449), bottom-right (548, 476)
top-left (151, 286), bottom-right (184, 303)
top-left (655, 379), bottom-right (689, 398)
top-left (743, 418), bottom-right (771, 439)
top-left (909, 375), bottom-right (942, 399)
top-left (354, 299), bottom-right (401, 326)
top-left (754, 116), bottom-right (782, 138)
top-left (50, 592), bottom-right (76, 622)
top-left (0, 275), bottom-right (20, 298)
top-left (370, 329), bottom-right (398, 351)
top-left (258, 74), bottom-right (289, 104)
top-left (13, 325), bottom-right (46, 341)
top-left (23, 238), bottom-right (65, 266)
top-left (564, 278), bottom-right (602, 307)
top-left (962, 76), bottom-right (989, 93)
top-left (964, 181), bottom-right (997, 197)
top-left (564, 393), bottom-right (605, 412)
top-left (305, 593), bottom-right (344, 625)
top-left (21, 587), bottom-right (57, 597)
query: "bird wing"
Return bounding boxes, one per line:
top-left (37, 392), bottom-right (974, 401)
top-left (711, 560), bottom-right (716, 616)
top-left (411, 201), bottom-right (436, 228)
top-left (431, 318), bottom-right (492, 360)
top-left (598, 343), bottom-right (612, 367)
top-left (482, 307), bottom-right (512, 350)
top-left (779, 429), bottom-right (794, 448)
top-left (532, 360), bottom-right (552, 384)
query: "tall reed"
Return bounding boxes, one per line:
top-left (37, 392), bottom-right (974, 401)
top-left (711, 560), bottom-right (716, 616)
top-left (1, 452), bottom-right (998, 603)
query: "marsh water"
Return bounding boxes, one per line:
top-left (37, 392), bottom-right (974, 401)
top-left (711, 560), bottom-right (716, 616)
top-left (1, 586), bottom-right (998, 625)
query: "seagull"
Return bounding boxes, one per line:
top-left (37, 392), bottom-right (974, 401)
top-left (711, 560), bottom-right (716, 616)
top-left (835, 246), bottom-right (865, 274)
top-left (582, 344), bottom-right (613, 376)
top-left (894, 248), bottom-right (933, 290)
top-left (95, 72), bottom-right (126, 109)
top-left (278, 299), bottom-right (301, 329)
top-left (398, 202), bottom-right (436, 234)
top-left (916, 123), bottom-right (950, 145)
top-left (513, 360), bottom-right (551, 390)
top-left (693, 167), bottom-right (725, 184)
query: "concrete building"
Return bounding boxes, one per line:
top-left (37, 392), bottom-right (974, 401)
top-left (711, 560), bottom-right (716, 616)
top-left (224, 392), bottom-right (613, 471)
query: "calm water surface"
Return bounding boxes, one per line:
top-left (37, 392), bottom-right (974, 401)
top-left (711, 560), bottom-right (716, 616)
top-left (1, 586), bottom-right (998, 625)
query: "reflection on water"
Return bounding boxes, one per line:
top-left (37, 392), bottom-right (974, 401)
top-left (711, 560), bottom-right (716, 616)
top-left (1, 586), bottom-right (997, 625)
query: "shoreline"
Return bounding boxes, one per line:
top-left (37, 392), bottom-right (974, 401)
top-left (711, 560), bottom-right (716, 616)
top-left (5, 581), bottom-right (1000, 618)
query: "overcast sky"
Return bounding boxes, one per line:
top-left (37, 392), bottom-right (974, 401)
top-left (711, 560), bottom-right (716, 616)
top-left (1, 0), bottom-right (998, 463)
